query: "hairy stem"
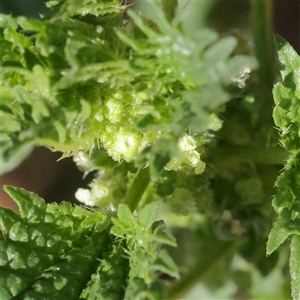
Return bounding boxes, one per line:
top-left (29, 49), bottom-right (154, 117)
top-left (250, 0), bottom-right (275, 123)
top-left (122, 167), bottom-right (150, 212)
top-left (167, 241), bottom-right (235, 300)
top-left (250, 0), bottom-right (274, 88)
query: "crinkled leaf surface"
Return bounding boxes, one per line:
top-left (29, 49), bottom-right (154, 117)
top-left (0, 186), bottom-right (111, 299)
top-left (0, 186), bottom-right (177, 300)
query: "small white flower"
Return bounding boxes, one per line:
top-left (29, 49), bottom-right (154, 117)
top-left (75, 188), bottom-right (95, 206)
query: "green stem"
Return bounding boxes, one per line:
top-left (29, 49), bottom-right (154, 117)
top-left (167, 241), bottom-right (235, 300)
top-left (250, 0), bottom-right (275, 122)
top-left (250, 0), bottom-right (274, 88)
top-left (122, 167), bottom-right (150, 212)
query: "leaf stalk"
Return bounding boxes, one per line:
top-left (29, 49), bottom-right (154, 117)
top-left (122, 167), bottom-right (150, 212)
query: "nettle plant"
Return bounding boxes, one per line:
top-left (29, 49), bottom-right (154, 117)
top-left (1, 0), bottom-right (299, 299)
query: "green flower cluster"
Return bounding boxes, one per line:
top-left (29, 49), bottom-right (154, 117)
top-left (1, 0), bottom-right (254, 176)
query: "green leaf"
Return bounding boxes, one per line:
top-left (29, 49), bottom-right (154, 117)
top-left (116, 204), bottom-right (136, 229)
top-left (1, 186), bottom-right (177, 299)
top-left (1, 186), bottom-right (112, 299)
top-left (79, 242), bottom-right (129, 300)
top-left (274, 35), bottom-right (300, 79)
top-left (270, 36), bottom-right (300, 300)
top-left (4, 186), bottom-right (46, 221)
top-left (272, 37), bottom-right (300, 152)
top-left (47, 0), bottom-right (124, 21)
top-left (111, 202), bottom-right (178, 298)
top-left (138, 201), bottom-right (159, 230)
top-left (290, 235), bottom-right (300, 300)
top-left (0, 14), bottom-right (18, 30)
top-left (153, 224), bottom-right (177, 247)
top-left (0, 205), bottom-right (23, 234)
top-left (153, 249), bottom-right (179, 278)
top-left (124, 278), bottom-right (165, 300)
top-left (267, 210), bottom-right (293, 255)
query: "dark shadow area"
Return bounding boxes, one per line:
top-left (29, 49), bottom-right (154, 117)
top-left (1, 0), bottom-right (46, 17)
top-left (273, 0), bottom-right (300, 53)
